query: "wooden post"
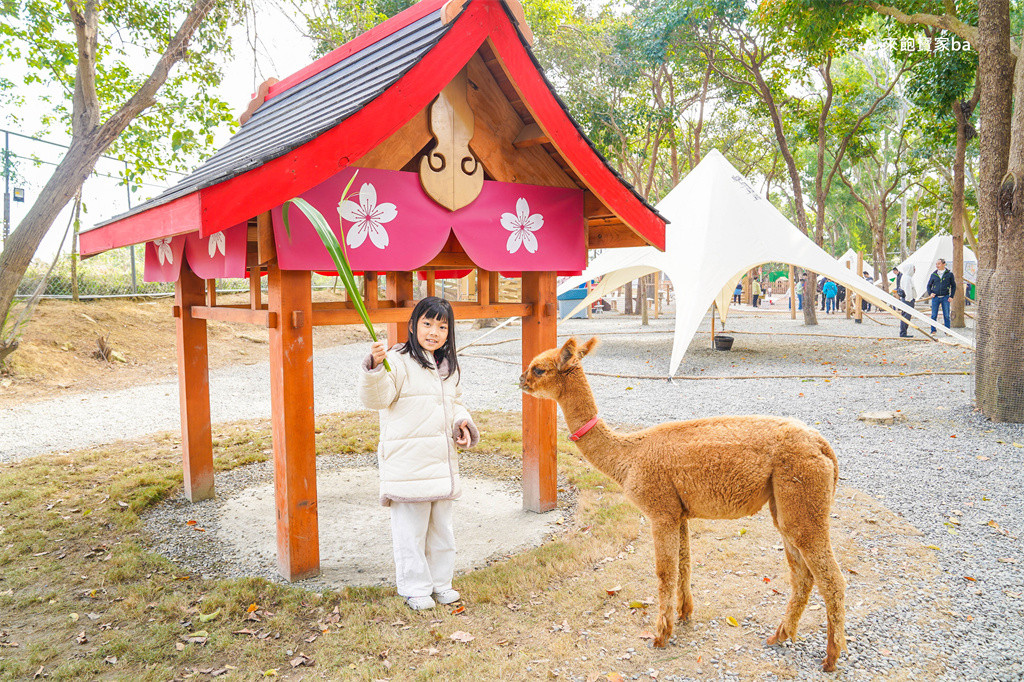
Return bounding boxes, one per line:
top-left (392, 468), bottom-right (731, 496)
top-left (654, 271), bottom-right (662, 319)
top-left (267, 261), bottom-right (319, 581)
top-left (521, 271), bottom-right (558, 513)
top-left (477, 268), bottom-right (491, 305)
top-left (489, 271), bottom-right (499, 302)
top-left (387, 271), bottom-right (414, 345)
top-left (586, 280), bottom-right (593, 319)
top-left (426, 271), bottom-right (436, 297)
top-left (364, 272), bottom-right (378, 309)
top-left (175, 263), bottom-right (214, 502)
top-left (789, 265), bottom-right (796, 320)
top-left (249, 266), bottom-right (262, 310)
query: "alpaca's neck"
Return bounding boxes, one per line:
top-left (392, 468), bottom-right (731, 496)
top-left (557, 368), bottom-right (634, 484)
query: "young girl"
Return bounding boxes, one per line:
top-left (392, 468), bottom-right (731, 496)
top-left (358, 296), bottom-right (479, 610)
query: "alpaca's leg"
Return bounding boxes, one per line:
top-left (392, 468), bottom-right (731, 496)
top-left (650, 517), bottom-right (680, 647)
top-left (796, 538), bottom-right (847, 672)
top-left (766, 497), bottom-right (815, 647)
top-left (676, 518), bottom-right (693, 622)
top-left (767, 537), bottom-right (815, 647)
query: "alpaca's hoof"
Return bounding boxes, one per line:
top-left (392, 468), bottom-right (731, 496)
top-left (822, 657), bottom-right (837, 673)
top-left (652, 635), bottom-right (668, 648)
top-left (677, 605), bottom-right (693, 622)
top-left (766, 624), bottom-right (790, 646)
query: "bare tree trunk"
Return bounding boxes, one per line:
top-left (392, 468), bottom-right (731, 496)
top-left (976, 0), bottom-right (1024, 422)
top-left (0, 0), bottom-right (218, 342)
top-left (624, 280), bottom-right (633, 315)
top-left (950, 91), bottom-right (979, 328)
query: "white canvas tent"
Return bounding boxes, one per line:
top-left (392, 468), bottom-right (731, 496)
top-left (560, 149), bottom-right (974, 377)
top-left (838, 248), bottom-right (876, 280)
top-left (898, 234), bottom-right (977, 296)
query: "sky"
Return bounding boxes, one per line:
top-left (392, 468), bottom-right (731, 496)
top-left (1, 0), bottom-right (316, 262)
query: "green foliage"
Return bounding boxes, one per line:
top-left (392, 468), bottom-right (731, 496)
top-left (300, 0), bottom-right (416, 56)
top-left (0, 0), bottom-right (243, 183)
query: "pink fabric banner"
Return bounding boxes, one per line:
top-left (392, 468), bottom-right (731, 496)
top-left (144, 235), bottom-right (186, 282)
top-left (271, 167), bottom-right (584, 272)
top-left (184, 223), bottom-right (248, 280)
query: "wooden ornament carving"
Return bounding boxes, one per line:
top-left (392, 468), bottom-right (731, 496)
top-left (239, 77), bottom-right (279, 125)
top-left (419, 69), bottom-right (483, 212)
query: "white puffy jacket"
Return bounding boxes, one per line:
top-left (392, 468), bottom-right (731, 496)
top-left (358, 345), bottom-right (479, 506)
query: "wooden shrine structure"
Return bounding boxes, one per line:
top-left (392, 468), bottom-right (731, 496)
top-left (80, 0), bottom-right (666, 580)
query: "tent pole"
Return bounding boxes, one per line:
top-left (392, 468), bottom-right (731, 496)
top-left (711, 303), bottom-right (716, 348)
top-left (846, 261), bottom-right (852, 318)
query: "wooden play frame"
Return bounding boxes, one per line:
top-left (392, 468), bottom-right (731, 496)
top-left (82, 0), bottom-right (665, 581)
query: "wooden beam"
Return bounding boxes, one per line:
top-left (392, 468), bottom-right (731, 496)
top-left (352, 107), bottom-right (432, 171)
top-left (313, 303), bottom-right (532, 326)
top-left (512, 122), bottom-right (549, 148)
top-left (465, 55), bottom-right (577, 189)
top-left (387, 271), bottom-right (414, 346)
top-left (267, 262), bottom-right (319, 581)
top-left (423, 251), bottom-right (476, 268)
top-left (587, 222), bottom-right (647, 249)
top-left (174, 264), bottom-right (214, 502)
top-left (364, 272), bottom-right (378, 309)
top-left (191, 305), bottom-right (277, 328)
top-left (521, 271), bottom-right (558, 513)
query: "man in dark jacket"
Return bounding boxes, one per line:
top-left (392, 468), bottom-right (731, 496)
top-left (927, 258), bottom-right (956, 333)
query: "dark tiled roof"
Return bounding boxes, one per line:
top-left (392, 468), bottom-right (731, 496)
top-left (92, 11), bottom-right (451, 229)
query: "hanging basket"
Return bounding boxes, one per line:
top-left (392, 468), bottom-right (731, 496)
top-left (713, 334), bottom-right (734, 351)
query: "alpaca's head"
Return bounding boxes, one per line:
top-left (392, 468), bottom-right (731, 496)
top-left (519, 336), bottom-right (599, 400)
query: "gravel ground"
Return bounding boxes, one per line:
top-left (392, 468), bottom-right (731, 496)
top-left (4, 304), bottom-right (1022, 680)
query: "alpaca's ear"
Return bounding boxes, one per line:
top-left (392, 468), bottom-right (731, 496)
top-left (577, 337), bottom-right (599, 359)
top-left (557, 337), bottom-right (579, 368)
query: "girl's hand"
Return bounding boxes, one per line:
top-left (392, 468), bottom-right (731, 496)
top-left (370, 340), bottom-right (387, 368)
top-left (455, 421), bottom-right (471, 447)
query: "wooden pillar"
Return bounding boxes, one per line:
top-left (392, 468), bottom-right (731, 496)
top-left (387, 271), bottom-right (414, 346)
top-left (521, 271), bottom-right (558, 513)
top-left (476, 267), bottom-right (491, 305)
top-left (267, 261), bottom-right (319, 581)
top-left (249, 266), bottom-right (262, 310)
top-left (426, 271), bottom-right (436, 297)
top-left (175, 263), bottom-right (214, 502)
top-left (489, 271), bottom-right (499, 301)
top-left (789, 265), bottom-right (796, 320)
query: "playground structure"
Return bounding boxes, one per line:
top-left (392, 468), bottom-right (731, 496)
top-left (78, 0), bottom-right (666, 580)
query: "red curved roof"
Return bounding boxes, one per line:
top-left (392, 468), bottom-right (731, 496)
top-left (81, 0), bottom-right (664, 257)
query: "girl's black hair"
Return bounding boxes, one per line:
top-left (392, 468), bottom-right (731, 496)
top-left (400, 296), bottom-right (459, 380)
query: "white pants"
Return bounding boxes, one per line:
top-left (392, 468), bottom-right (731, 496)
top-left (389, 500), bottom-right (455, 598)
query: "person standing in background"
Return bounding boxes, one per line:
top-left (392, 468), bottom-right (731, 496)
top-left (751, 278), bottom-right (762, 308)
top-left (927, 258), bottom-right (956, 333)
top-left (895, 264), bottom-right (918, 337)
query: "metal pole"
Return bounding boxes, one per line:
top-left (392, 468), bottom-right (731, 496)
top-left (126, 161), bottom-right (137, 294)
top-left (900, 178), bottom-right (908, 260)
top-left (3, 131), bottom-right (10, 243)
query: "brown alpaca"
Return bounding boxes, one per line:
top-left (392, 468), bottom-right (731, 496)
top-left (520, 337), bottom-right (847, 672)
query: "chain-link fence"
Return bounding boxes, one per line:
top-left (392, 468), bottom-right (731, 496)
top-left (14, 247), bottom-right (492, 301)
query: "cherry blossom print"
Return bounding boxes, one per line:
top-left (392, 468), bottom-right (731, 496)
top-left (207, 231), bottom-right (226, 258)
top-left (154, 237), bottom-right (174, 265)
top-left (500, 197), bottom-right (543, 254)
top-left (339, 182), bottom-right (397, 249)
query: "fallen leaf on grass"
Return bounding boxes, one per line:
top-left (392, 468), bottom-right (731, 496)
top-left (246, 603), bottom-right (259, 613)
top-left (451, 605), bottom-right (466, 615)
top-left (606, 585), bottom-right (622, 596)
top-left (607, 673), bottom-right (625, 682)
top-left (232, 629), bottom-right (258, 636)
top-left (289, 654), bottom-right (313, 668)
top-left (104, 656), bottom-right (117, 665)
top-left (186, 520), bottom-right (197, 526)
top-left (33, 666), bottom-right (44, 679)
top-left (726, 616), bottom-right (739, 627)
top-left (199, 608), bottom-right (221, 623)
top-left (926, 545), bottom-right (941, 551)
top-left (964, 576), bottom-right (977, 582)
top-left (998, 557), bottom-right (1018, 564)
top-left (76, 631), bottom-right (88, 644)
top-left (639, 631), bottom-right (656, 640)
top-left (263, 670), bottom-right (278, 677)
top-left (175, 642), bottom-right (186, 651)
top-left (628, 601), bottom-right (647, 609)
top-left (450, 631), bottom-right (475, 643)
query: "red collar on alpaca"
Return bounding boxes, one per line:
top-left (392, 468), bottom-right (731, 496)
top-left (570, 415), bottom-right (599, 442)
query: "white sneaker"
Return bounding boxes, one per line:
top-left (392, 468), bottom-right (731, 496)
top-left (405, 595), bottom-right (436, 611)
top-left (433, 589), bottom-right (460, 605)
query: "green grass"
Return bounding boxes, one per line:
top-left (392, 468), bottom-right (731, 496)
top-left (0, 411), bottom-right (640, 680)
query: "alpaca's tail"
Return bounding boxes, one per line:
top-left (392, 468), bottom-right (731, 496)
top-left (815, 434), bottom-right (839, 492)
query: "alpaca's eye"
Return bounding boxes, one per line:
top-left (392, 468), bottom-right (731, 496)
top-left (532, 367), bottom-right (545, 377)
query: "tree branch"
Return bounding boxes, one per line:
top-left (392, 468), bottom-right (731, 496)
top-left (868, 1), bottom-right (989, 53)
